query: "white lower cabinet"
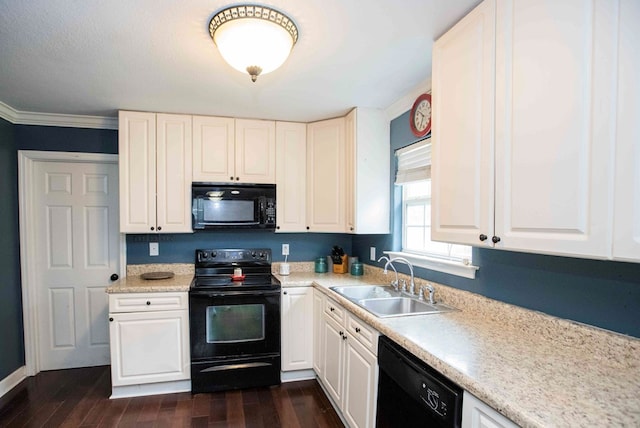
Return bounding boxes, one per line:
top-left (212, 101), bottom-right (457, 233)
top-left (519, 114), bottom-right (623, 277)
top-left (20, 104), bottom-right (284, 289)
top-left (281, 287), bottom-right (314, 372)
top-left (108, 292), bottom-right (190, 398)
top-left (313, 289), bottom-right (326, 378)
top-left (319, 296), bottom-right (379, 428)
top-left (462, 392), bottom-right (518, 428)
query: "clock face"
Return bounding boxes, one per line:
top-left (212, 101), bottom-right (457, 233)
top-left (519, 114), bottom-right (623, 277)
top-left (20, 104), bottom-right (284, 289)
top-left (410, 93), bottom-right (432, 137)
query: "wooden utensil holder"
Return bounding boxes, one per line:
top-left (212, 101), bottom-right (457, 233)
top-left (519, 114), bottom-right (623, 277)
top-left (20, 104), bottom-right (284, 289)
top-left (333, 255), bottom-right (348, 274)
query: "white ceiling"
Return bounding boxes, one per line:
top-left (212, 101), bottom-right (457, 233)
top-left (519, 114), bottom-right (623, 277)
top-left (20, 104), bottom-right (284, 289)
top-left (0, 0), bottom-right (480, 123)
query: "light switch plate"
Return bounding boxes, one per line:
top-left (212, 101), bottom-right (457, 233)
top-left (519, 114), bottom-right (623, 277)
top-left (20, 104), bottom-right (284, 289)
top-left (370, 247), bottom-right (376, 261)
top-left (149, 242), bottom-right (159, 256)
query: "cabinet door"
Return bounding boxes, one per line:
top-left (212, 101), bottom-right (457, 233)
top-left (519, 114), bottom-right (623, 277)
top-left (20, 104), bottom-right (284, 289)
top-left (431, 0), bottom-right (496, 247)
top-left (345, 108), bottom-right (391, 234)
top-left (494, 0), bottom-right (616, 258)
top-left (281, 287), bottom-right (314, 371)
top-left (156, 114), bottom-right (193, 233)
top-left (235, 119), bottom-right (276, 183)
top-left (109, 309), bottom-right (190, 386)
top-left (462, 391), bottom-right (518, 428)
top-left (276, 122), bottom-right (307, 232)
top-left (312, 289), bottom-right (325, 377)
top-left (322, 313), bottom-right (345, 406)
top-left (613, 0), bottom-right (640, 262)
top-left (192, 115), bottom-right (235, 182)
top-left (118, 111), bottom-right (157, 233)
top-left (307, 118), bottom-right (346, 232)
top-left (343, 334), bottom-right (378, 428)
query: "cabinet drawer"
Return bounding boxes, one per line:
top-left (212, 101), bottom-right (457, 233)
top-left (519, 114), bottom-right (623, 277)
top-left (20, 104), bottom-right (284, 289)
top-left (109, 292), bottom-right (188, 313)
top-left (324, 296), bottom-right (345, 324)
top-left (347, 313), bottom-right (379, 356)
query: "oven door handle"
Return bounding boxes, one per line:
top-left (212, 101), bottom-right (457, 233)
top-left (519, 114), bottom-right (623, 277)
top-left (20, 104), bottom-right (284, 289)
top-left (194, 290), bottom-right (281, 298)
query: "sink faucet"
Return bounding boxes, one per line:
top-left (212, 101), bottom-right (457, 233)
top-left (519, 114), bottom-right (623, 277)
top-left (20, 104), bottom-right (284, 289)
top-left (388, 257), bottom-right (416, 295)
top-left (377, 256), bottom-right (399, 291)
top-left (419, 283), bottom-right (436, 305)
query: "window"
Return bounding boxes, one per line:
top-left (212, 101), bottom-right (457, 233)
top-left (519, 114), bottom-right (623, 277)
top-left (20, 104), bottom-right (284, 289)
top-left (402, 180), bottom-right (471, 262)
top-left (391, 139), bottom-right (477, 279)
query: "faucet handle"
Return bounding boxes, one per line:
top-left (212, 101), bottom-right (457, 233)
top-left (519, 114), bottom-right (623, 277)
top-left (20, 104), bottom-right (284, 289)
top-left (421, 284), bottom-right (436, 304)
top-left (391, 280), bottom-right (399, 292)
top-left (399, 279), bottom-right (407, 292)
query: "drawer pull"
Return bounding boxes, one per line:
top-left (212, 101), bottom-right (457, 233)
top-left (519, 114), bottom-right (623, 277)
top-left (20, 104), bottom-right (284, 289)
top-left (342, 335), bottom-right (348, 341)
top-left (330, 307), bottom-right (335, 312)
top-left (339, 331), bottom-right (343, 336)
top-left (146, 301), bottom-right (151, 305)
top-left (355, 327), bottom-right (361, 333)
top-left (109, 317), bottom-right (113, 322)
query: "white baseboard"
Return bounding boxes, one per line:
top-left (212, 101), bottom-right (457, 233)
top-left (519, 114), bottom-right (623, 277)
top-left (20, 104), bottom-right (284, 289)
top-left (110, 380), bottom-right (191, 399)
top-left (281, 369), bottom-right (316, 383)
top-left (0, 366), bottom-right (27, 399)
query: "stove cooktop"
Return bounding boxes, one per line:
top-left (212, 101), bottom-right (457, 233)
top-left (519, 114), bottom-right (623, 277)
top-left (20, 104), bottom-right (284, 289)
top-left (191, 248), bottom-right (279, 291)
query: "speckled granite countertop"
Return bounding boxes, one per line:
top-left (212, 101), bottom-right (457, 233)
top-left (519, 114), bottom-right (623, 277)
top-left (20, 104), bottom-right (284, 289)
top-left (274, 264), bottom-right (640, 428)
top-left (106, 264), bottom-right (194, 293)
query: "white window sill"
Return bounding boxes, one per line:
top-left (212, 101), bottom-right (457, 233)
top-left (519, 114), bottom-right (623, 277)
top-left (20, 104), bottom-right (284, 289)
top-left (384, 251), bottom-right (479, 279)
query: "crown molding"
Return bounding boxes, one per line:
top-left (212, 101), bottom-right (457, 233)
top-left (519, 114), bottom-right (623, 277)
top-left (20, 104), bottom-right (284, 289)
top-left (384, 77), bottom-right (432, 121)
top-left (0, 101), bottom-right (117, 130)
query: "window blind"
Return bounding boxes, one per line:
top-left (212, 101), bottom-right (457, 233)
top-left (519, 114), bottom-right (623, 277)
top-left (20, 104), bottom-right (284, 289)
top-left (395, 138), bottom-right (431, 185)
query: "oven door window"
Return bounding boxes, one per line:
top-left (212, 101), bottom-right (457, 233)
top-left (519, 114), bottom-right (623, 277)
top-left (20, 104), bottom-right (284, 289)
top-left (203, 200), bottom-right (255, 223)
top-left (206, 304), bottom-right (265, 343)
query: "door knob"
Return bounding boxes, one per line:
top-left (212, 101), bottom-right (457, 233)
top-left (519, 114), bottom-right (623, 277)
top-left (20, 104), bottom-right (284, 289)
top-left (110, 273), bottom-right (119, 281)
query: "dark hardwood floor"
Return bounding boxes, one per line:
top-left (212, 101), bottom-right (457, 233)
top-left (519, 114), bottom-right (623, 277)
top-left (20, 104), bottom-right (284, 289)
top-left (0, 366), bottom-right (344, 427)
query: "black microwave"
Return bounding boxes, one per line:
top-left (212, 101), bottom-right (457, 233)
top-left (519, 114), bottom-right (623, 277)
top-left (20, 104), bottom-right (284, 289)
top-left (192, 183), bottom-right (276, 230)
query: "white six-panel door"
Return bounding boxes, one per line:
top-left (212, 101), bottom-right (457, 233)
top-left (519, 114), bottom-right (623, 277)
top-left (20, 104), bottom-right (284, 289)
top-left (34, 160), bottom-right (119, 370)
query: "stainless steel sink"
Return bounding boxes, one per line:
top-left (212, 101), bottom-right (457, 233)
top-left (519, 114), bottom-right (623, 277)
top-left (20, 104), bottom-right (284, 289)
top-left (357, 297), bottom-right (455, 318)
top-left (329, 285), bottom-right (399, 300)
top-left (329, 286), bottom-right (456, 318)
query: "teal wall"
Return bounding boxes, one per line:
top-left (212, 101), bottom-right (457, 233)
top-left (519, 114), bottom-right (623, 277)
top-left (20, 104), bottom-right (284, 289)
top-left (352, 111), bottom-right (640, 338)
top-left (0, 118), bottom-right (23, 379)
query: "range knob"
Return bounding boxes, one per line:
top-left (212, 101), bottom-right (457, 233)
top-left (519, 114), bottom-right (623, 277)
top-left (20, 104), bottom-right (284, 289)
top-left (211, 252), bottom-right (217, 258)
top-left (202, 252), bottom-right (209, 260)
top-left (251, 251), bottom-right (256, 257)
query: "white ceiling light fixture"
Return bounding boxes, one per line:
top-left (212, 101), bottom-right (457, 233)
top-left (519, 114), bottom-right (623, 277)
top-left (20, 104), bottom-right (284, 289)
top-left (209, 5), bottom-right (299, 83)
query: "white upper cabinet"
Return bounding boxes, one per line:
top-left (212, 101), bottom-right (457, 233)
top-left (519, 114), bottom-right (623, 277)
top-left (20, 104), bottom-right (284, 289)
top-left (275, 121), bottom-right (307, 232)
top-left (192, 117), bottom-right (275, 184)
top-left (156, 114), bottom-right (193, 233)
top-left (433, 0), bottom-right (634, 261)
top-left (431, 0), bottom-right (495, 247)
top-left (345, 108), bottom-right (390, 234)
top-left (494, 0), bottom-right (615, 258)
top-left (613, 0), bottom-right (640, 262)
top-left (192, 115), bottom-right (235, 182)
top-left (235, 119), bottom-right (276, 183)
top-left (119, 111), bottom-right (192, 233)
top-left (306, 117), bottom-right (347, 233)
top-left (119, 111), bottom-right (157, 233)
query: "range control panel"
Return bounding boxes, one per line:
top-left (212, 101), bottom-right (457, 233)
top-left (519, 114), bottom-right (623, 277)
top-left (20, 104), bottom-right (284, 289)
top-left (196, 248), bottom-right (272, 264)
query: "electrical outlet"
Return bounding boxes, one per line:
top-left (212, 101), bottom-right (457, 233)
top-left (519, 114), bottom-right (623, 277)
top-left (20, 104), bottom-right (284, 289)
top-left (282, 244), bottom-right (290, 256)
top-left (149, 242), bottom-right (159, 256)
top-left (370, 247), bottom-right (376, 261)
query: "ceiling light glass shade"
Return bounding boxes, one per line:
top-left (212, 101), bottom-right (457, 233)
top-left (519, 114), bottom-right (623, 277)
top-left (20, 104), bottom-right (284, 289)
top-left (209, 5), bottom-right (299, 82)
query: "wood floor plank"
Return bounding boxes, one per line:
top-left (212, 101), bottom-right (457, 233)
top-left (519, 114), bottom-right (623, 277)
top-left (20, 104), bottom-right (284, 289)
top-left (0, 367), bottom-right (344, 428)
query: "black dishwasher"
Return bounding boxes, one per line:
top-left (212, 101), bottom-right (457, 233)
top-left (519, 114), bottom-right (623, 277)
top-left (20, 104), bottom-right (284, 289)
top-left (376, 336), bottom-right (463, 428)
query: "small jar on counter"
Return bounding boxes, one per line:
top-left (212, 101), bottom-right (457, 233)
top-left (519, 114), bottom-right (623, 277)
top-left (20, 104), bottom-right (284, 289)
top-left (315, 257), bottom-right (328, 273)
